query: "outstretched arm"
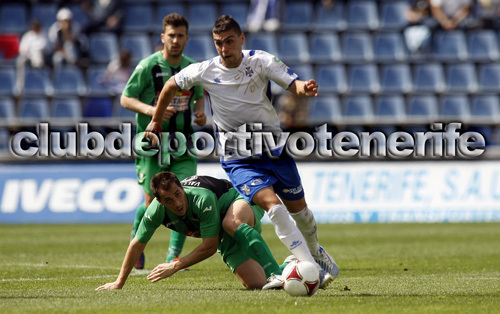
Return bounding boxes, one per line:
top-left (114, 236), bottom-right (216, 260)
top-left (147, 235), bottom-right (219, 282)
top-left (96, 237), bottom-right (147, 290)
top-left (287, 79), bottom-right (319, 97)
top-left (193, 96), bottom-right (207, 126)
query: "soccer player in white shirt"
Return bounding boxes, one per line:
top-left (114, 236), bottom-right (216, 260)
top-left (145, 15), bottom-right (338, 289)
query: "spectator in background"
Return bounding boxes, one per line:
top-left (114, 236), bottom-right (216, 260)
top-left (429, 0), bottom-right (476, 30)
top-left (81, 0), bottom-right (123, 34)
top-left (475, 0), bottom-right (500, 30)
top-left (16, 20), bottom-right (49, 91)
top-left (48, 7), bottom-right (88, 69)
top-left (246, 0), bottom-right (282, 32)
top-left (102, 49), bottom-right (133, 96)
top-left (404, 0), bottom-right (435, 54)
top-left (275, 93), bottom-right (308, 131)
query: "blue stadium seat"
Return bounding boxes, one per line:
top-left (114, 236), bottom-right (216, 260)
top-left (120, 34), bottom-right (152, 65)
top-left (83, 97), bottom-right (113, 118)
top-left (30, 3), bottom-right (57, 30)
top-left (380, 64), bottom-right (412, 94)
top-left (308, 96), bottom-right (341, 125)
top-left (470, 95), bottom-right (500, 123)
top-left (221, 2), bottom-right (248, 28)
top-left (379, 0), bottom-right (410, 30)
top-left (312, 1), bottom-right (346, 31)
top-left (440, 95), bottom-right (470, 121)
top-left (374, 95), bottom-right (406, 122)
top-left (282, 1), bottom-right (313, 31)
top-left (0, 67), bottom-right (16, 96)
top-left (0, 97), bottom-right (15, 120)
top-left (52, 97), bottom-right (82, 120)
top-left (123, 4), bottom-right (154, 33)
top-left (188, 3), bottom-right (217, 33)
top-left (288, 64), bottom-right (313, 81)
top-left (432, 30), bottom-right (468, 61)
top-left (183, 35), bottom-right (217, 62)
top-left (346, 1), bottom-right (379, 31)
top-left (342, 95), bottom-right (374, 122)
top-left (86, 66), bottom-right (112, 96)
top-left (53, 66), bottom-right (86, 96)
top-left (342, 32), bottom-right (374, 63)
top-left (18, 98), bottom-right (50, 120)
top-left (478, 63), bottom-right (500, 92)
top-left (309, 33), bottom-right (341, 63)
top-left (347, 64), bottom-right (380, 94)
top-left (89, 33), bottom-right (119, 64)
top-left (373, 32), bottom-right (407, 62)
top-left (245, 33), bottom-right (278, 56)
top-left (407, 95), bottom-right (438, 120)
top-left (315, 64), bottom-right (348, 94)
top-left (445, 63), bottom-right (477, 94)
top-left (114, 98), bottom-right (136, 120)
top-left (467, 30), bottom-right (499, 62)
top-left (278, 33), bottom-right (310, 64)
top-left (23, 67), bottom-right (54, 96)
top-left (412, 63), bottom-right (446, 93)
top-left (0, 4), bottom-right (28, 34)
top-left (156, 4), bottom-right (186, 29)
top-left (67, 4), bottom-right (90, 30)
top-left (0, 127), bottom-right (9, 152)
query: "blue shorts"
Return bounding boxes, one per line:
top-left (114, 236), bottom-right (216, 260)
top-left (221, 153), bottom-right (304, 203)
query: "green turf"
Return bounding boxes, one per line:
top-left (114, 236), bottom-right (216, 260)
top-left (1, 223), bottom-right (499, 313)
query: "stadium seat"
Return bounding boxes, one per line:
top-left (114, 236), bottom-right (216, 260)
top-left (83, 97), bottom-right (113, 118)
top-left (341, 32), bottom-right (374, 63)
top-left (23, 67), bottom-right (54, 96)
top-left (288, 64), bottom-right (313, 81)
top-left (470, 95), bottom-right (500, 123)
top-left (278, 33), bottom-right (310, 64)
top-left (187, 3), bottom-right (217, 33)
top-left (156, 4), bottom-right (186, 29)
top-left (0, 97), bottom-right (15, 120)
top-left (245, 33), bottom-right (278, 56)
top-left (312, 1), bottom-right (346, 31)
top-left (0, 4), bottom-right (28, 35)
top-left (412, 63), bottom-right (446, 93)
top-left (30, 3), bottom-right (57, 30)
top-left (120, 34), bottom-right (152, 65)
top-left (373, 32), bottom-right (407, 62)
top-left (123, 4), bottom-right (154, 33)
top-left (467, 30), bottom-right (499, 62)
top-left (478, 63), bottom-right (500, 92)
top-left (342, 95), bottom-right (374, 122)
top-left (114, 98), bottom-right (136, 120)
top-left (380, 63), bottom-right (412, 94)
top-left (89, 32), bottom-right (119, 64)
top-left (0, 127), bottom-right (9, 152)
top-left (315, 64), bottom-right (348, 94)
top-left (53, 66), bottom-right (86, 96)
top-left (282, 1), bottom-right (313, 31)
top-left (307, 96), bottom-right (341, 125)
top-left (432, 30), bottom-right (468, 61)
top-left (347, 64), bottom-right (380, 94)
top-left (183, 34), bottom-right (217, 62)
top-left (346, 1), bottom-right (379, 31)
top-left (445, 63), bottom-right (478, 94)
top-left (407, 95), bottom-right (438, 122)
top-left (379, 0), bottom-right (410, 30)
top-left (18, 98), bottom-right (50, 120)
top-left (86, 66), bottom-right (112, 96)
top-left (309, 32), bottom-right (342, 63)
top-left (374, 95), bottom-right (406, 123)
top-left (0, 67), bottom-right (16, 96)
top-left (220, 2), bottom-right (248, 28)
top-left (439, 95), bottom-right (470, 121)
top-left (51, 97), bottom-right (82, 120)
top-left (67, 4), bottom-right (90, 30)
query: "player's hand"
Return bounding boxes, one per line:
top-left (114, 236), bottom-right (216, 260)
top-left (162, 106), bottom-right (177, 121)
top-left (144, 120), bottom-right (162, 147)
top-left (304, 79), bottom-right (319, 97)
top-left (193, 111), bottom-right (206, 126)
top-left (147, 262), bottom-right (178, 282)
top-left (95, 280), bottom-right (124, 291)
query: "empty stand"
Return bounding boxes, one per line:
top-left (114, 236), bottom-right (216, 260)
top-left (308, 96), bottom-right (341, 125)
top-left (30, 3), bottom-right (57, 30)
top-left (346, 1), bottom-right (379, 31)
top-left (380, 63), bottom-right (412, 94)
top-left (412, 63), bottom-right (446, 93)
top-left (347, 64), bottom-right (380, 94)
top-left (312, 1), bottom-right (346, 31)
top-left (315, 64), bottom-right (348, 94)
top-left (342, 95), bottom-right (374, 122)
top-left (0, 4), bottom-right (28, 34)
top-left (470, 95), bottom-right (500, 123)
top-left (18, 98), bottom-right (50, 120)
top-left (445, 63), bottom-right (478, 94)
top-left (183, 34), bottom-right (217, 62)
top-left (278, 33), bottom-right (310, 64)
top-left (53, 66), bottom-right (86, 96)
top-left (433, 30), bottom-right (468, 61)
top-left (342, 32), bottom-right (374, 63)
top-left (52, 97), bottom-right (82, 120)
top-left (440, 95), bottom-right (470, 121)
top-left (309, 33), bottom-right (342, 64)
top-left (89, 33), bottom-right (119, 64)
top-left (467, 29), bottom-right (499, 62)
top-left (120, 33), bottom-right (152, 65)
top-left (282, 1), bottom-right (313, 31)
top-left (0, 97), bottom-right (14, 121)
top-left (123, 4), bottom-right (154, 33)
top-left (478, 63), bottom-right (500, 92)
top-left (187, 3), bottom-right (217, 33)
top-left (373, 32), bottom-right (407, 62)
top-left (0, 67), bottom-right (16, 96)
top-left (374, 95), bottom-right (406, 123)
top-left (245, 33), bottom-right (278, 56)
top-left (23, 67), bottom-right (54, 96)
top-left (379, 0), bottom-right (410, 31)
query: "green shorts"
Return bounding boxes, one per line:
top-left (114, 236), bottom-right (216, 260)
top-left (135, 154), bottom-right (197, 195)
top-left (218, 197), bottom-right (266, 273)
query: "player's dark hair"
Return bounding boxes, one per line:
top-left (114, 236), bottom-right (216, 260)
top-left (163, 13), bottom-right (189, 33)
top-left (212, 15), bottom-right (242, 35)
top-left (151, 172), bottom-right (182, 200)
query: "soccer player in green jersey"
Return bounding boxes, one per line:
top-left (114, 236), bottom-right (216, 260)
top-left (96, 172), bottom-right (285, 290)
top-left (121, 13), bottom-right (206, 269)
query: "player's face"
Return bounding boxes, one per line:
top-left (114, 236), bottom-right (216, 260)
top-left (213, 29), bottom-right (244, 68)
top-left (161, 25), bottom-right (188, 58)
top-left (158, 184), bottom-right (188, 216)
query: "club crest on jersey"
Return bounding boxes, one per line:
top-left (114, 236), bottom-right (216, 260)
top-left (242, 184), bottom-right (251, 195)
top-left (138, 172), bottom-right (145, 184)
top-left (245, 66), bottom-right (254, 77)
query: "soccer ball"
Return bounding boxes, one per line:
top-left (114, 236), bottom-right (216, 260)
top-left (282, 260), bottom-right (320, 297)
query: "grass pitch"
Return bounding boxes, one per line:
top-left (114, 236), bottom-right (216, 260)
top-left (1, 223), bottom-right (499, 313)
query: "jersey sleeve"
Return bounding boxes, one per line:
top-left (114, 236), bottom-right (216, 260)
top-left (190, 189), bottom-right (221, 239)
top-left (122, 60), bottom-right (150, 99)
top-left (135, 199), bottom-right (164, 244)
top-left (174, 62), bottom-right (204, 91)
top-left (259, 51), bottom-right (298, 90)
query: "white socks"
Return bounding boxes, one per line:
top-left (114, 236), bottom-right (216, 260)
top-left (267, 204), bottom-right (316, 264)
top-left (290, 207), bottom-right (320, 255)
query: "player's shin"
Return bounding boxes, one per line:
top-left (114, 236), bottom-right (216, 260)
top-left (267, 204), bottom-right (317, 266)
top-left (233, 223), bottom-right (281, 277)
top-left (290, 207), bottom-right (320, 255)
top-left (131, 202), bottom-right (147, 238)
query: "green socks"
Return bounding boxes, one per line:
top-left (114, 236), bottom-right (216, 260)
top-left (166, 230), bottom-right (186, 262)
top-left (131, 202), bottom-right (147, 238)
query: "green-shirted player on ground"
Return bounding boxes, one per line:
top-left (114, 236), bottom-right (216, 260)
top-left (96, 172), bottom-right (288, 290)
top-left (120, 13), bottom-right (206, 269)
